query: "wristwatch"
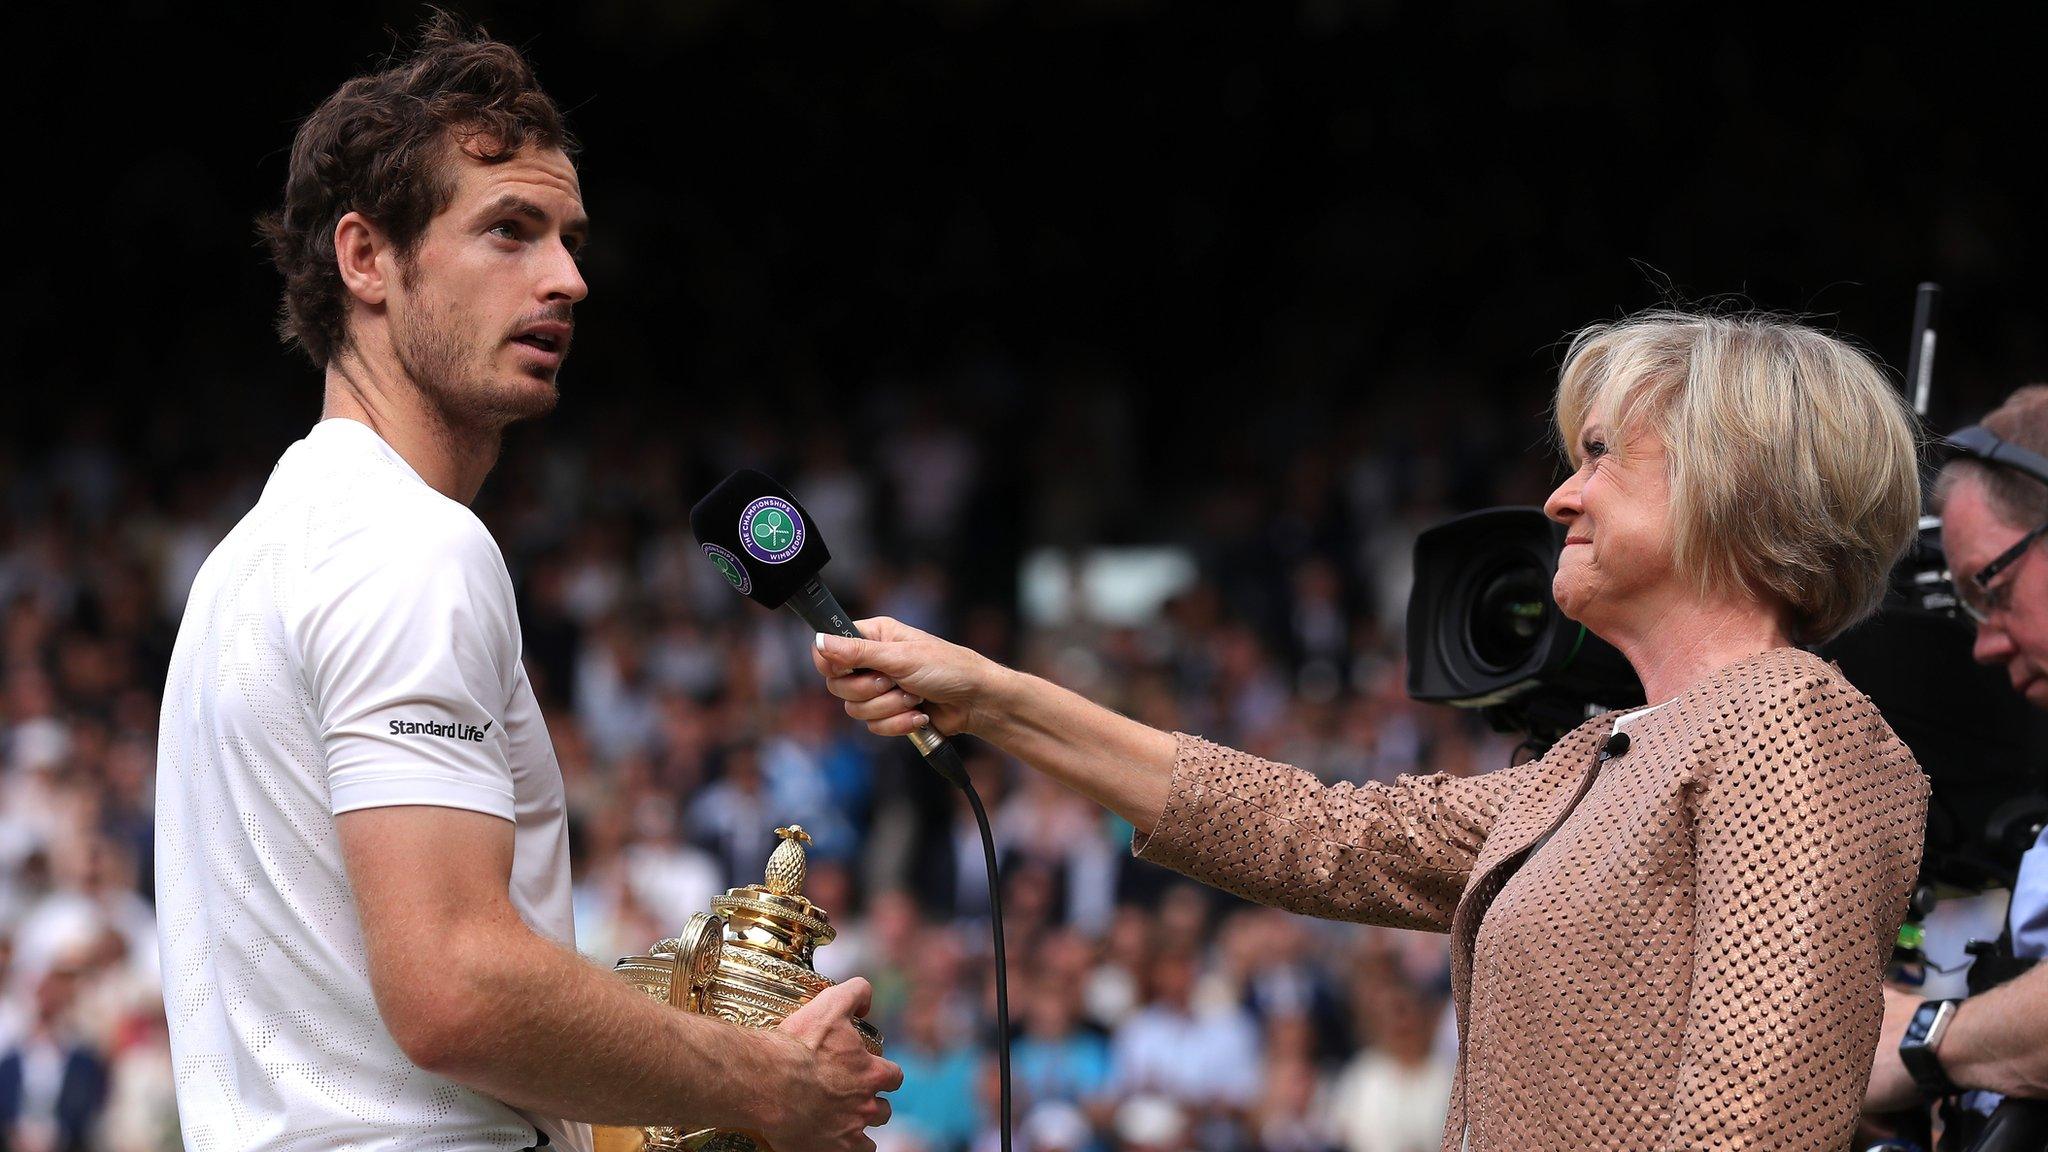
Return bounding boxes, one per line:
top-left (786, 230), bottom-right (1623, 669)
top-left (1899, 998), bottom-right (1963, 1097)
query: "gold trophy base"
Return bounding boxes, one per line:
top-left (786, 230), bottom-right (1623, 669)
top-left (600, 828), bottom-right (878, 1152)
top-left (591, 1125), bottom-right (770, 1152)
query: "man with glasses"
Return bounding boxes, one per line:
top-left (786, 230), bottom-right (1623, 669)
top-left (1864, 386), bottom-right (2048, 1141)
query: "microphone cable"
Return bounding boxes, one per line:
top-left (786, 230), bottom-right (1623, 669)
top-left (830, 683), bottom-right (1014, 1152)
top-left (939, 745), bottom-right (1012, 1152)
top-left (688, 471), bottom-right (1014, 1151)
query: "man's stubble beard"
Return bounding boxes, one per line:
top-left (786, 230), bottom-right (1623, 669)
top-left (392, 286), bottom-right (559, 439)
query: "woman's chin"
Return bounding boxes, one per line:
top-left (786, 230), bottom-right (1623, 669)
top-left (1550, 578), bottom-right (1584, 623)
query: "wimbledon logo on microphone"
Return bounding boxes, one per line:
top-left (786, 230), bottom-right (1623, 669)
top-left (701, 543), bottom-right (752, 594)
top-left (739, 497), bottom-right (805, 565)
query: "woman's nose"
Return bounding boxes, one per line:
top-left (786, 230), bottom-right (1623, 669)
top-left (1544, 475), bottom-right (1581, 525)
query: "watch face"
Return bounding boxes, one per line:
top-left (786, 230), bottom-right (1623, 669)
top-left (1900, 1000), bottom-right (1961, 1096)
top-left (1904, 1000), bottom-right (1946, 1046)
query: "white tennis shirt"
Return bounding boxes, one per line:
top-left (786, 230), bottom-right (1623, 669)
top-left (156, 418), bottom-right (590, 1151)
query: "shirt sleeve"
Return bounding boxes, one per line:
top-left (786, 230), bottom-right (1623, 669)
top-left (1662, 673), bottom-right (1927, 1150)
top-left (1133, 732), bottom-right (1532, 932)
top-left (295, 506), bottom-right (520, 822)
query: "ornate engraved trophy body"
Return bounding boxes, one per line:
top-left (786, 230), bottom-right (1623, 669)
top-left (592, 826), bottom-right (883, 1152)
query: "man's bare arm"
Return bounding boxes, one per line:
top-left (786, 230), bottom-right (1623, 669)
top-left (338, 804), bottom-right (898, 1150)
top-left (1941, 965), bottom-right (2048, 1100)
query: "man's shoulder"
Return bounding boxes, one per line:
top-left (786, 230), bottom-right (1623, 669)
top-left (292, 459), bottom-right (504, 583)
top-left (272, 423), bottom-right (501, 566)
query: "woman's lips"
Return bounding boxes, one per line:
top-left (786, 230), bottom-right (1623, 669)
top-left (1563, 536), bottom-right (1592, 546)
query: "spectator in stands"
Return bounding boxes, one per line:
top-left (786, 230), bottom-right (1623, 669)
top-left (1012, 973), bottom-right (1112, 1115)
top-left (1107, 953), bottom-right (1260, 1148)
top-left (1324, 976), bottom-right (1453, 1152)
top-left (0, 962), bottom-right (107, 1151)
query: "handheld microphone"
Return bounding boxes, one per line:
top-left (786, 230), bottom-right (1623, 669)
top-left (688, 468), bottom-right (971, 789)
top-left (690, 467), bottom-right (1013, 1152)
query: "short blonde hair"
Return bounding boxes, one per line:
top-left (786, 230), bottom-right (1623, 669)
top-left (1553, 310), bottom-right (1921, 644)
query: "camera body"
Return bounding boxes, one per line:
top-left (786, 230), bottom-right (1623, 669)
top-left (1404, 507), bottom-right (1642, 745)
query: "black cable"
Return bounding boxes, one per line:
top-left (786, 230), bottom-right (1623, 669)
top-left (958, 773), bottom-right (1012, 1152)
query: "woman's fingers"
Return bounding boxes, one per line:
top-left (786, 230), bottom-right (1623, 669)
top-left (814, 632), bottom-right (900, 676)
top-left (844, 689), bottom-right (923, 722)
top-left (853, 616), bottom-right (924, 643)
top-left (860, 709), bottom-right (930, 738)
top-left (807, 620), bottom-right (984, 739)
top-left (823, 670), bottom-right (897, 703)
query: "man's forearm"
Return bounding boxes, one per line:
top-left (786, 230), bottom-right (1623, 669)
top-left (410, 923), bottom-right (796, 1130)
top-left (1942, 965), bottom-right (2048, 1100)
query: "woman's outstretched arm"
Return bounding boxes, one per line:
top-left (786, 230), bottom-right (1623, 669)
top-left (812, 617), bottom-right (1178, 834)
top-left (812, 616), bottom-right (1509, 935)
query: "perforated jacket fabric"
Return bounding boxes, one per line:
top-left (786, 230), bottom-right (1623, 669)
top-left (1134, 647), bottom-right (1926, 1152)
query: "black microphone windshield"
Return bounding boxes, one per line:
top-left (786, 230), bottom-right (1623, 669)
top-left (689, 469), bottom-right (833, 609)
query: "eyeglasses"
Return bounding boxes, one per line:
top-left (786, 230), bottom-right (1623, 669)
top-left (1944, 425), bottom-right (2048, 626)
top-left (1957, 521), bottom-right (2048, 624)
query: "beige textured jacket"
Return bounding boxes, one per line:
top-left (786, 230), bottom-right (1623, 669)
top-left (1135, 648), bottom-right (1927, 1152)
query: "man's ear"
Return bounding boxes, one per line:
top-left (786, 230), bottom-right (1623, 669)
top-left (335, 211), bottom-right (394, 306)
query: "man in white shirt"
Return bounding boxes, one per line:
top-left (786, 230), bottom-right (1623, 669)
top-left (155, 15), bottom-right (899, 1150)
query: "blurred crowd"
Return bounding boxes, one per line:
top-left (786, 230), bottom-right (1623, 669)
top-left (0, 392), bottom-right (1531, 1151)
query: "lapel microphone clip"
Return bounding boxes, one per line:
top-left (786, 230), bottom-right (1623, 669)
top-left (1600, 730), bottom-right (1631, 762)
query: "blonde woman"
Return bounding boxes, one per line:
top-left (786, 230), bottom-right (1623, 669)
top-left (814, 312), bottom-right (1930, 1152)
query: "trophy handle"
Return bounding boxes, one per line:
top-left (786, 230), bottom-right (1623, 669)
top-left (674, 911), bottom-right (725, 1013)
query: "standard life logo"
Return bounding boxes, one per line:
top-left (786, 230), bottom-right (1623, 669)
top-left (389, 717), bottom-right (495, 743)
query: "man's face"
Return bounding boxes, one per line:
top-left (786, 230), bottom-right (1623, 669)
top-left (386, 142), bottom-right (588, 431)
top-left (1942, 473), bottom-right (2048, 706)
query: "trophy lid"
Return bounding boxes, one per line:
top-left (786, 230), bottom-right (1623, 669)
top-left (712, 825), bottom-right (837, 959)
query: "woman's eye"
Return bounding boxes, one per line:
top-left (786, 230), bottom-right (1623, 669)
top-left (1582, 439), bottom-right (1607, 461)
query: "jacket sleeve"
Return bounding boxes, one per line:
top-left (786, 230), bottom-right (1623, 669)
top-left (1132, 731), bottom-right (1527, 932)
top-left (1663, 674), bottom-right (1928, 1151)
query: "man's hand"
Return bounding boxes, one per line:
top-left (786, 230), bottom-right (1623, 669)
top-left (1866, 985), bottom-right (1931, 1112)
top-left (764, 978), bottom-right (903, 1152)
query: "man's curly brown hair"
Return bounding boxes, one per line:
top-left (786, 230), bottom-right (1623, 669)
top-left (257, 11), bottom-right (577, 368)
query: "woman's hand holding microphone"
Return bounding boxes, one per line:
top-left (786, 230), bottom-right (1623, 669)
top-left (809, 617), bottom-right (1179, 834)
top-left (811, 617), bottom-right (1008, 741)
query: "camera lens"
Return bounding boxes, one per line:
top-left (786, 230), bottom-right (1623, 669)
top-left (1466, 562), bottom-right (1550, 673)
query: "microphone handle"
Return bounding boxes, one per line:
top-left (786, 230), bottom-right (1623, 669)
top-left (786, 577), bottom-right (972, 790)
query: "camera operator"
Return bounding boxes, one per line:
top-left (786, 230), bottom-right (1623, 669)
top-left (1865, 385), bottom-right (2048, 1142)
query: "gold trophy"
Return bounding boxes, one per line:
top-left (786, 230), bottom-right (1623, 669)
top-left (593, 826), bottom-right (884, 1152)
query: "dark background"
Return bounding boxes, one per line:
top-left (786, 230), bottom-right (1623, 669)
top-left (16, 2), bottom-right (2048, 532)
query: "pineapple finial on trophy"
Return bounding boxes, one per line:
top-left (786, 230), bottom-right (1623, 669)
top-left (598, 821), bottom-right (881, 1151)
top-left (766, 825), bottom-right (812, 897)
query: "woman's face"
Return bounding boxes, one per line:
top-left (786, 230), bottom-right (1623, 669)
top-left (1543, 413), bottom-right (1677, 636)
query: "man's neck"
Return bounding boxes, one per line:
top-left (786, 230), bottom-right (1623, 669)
top-left (321, 348), bottom-right (500, 505)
